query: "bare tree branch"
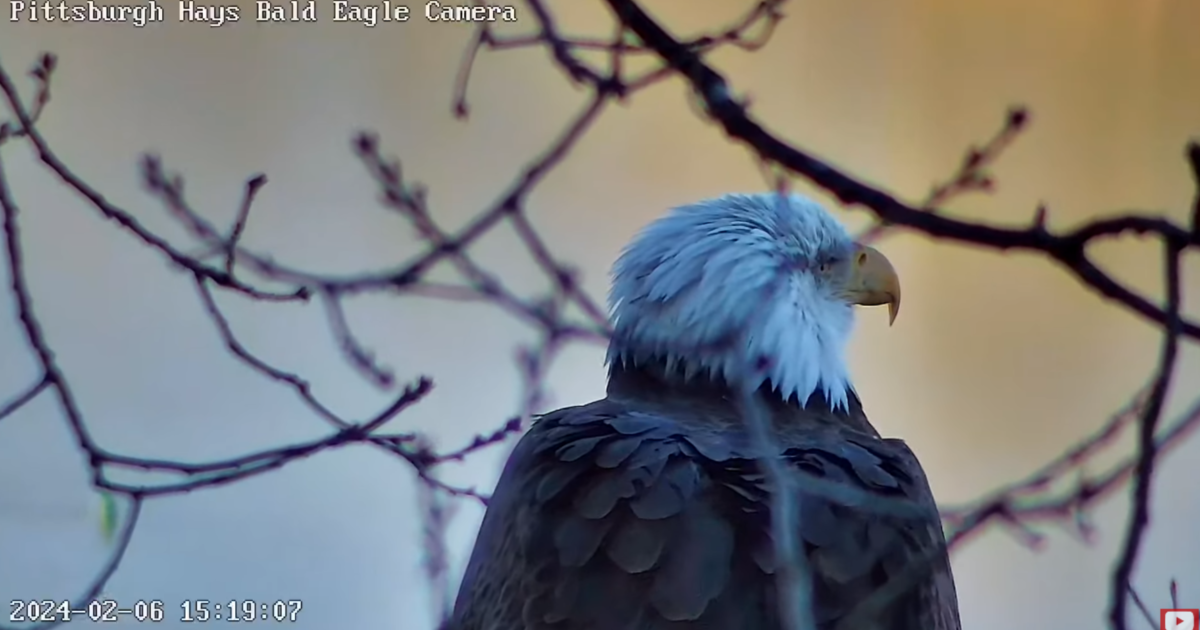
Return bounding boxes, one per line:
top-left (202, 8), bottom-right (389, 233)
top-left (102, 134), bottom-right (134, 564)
top-left (1127, 585), bottom-right (1159, 630)
top-left (0, 496), bottom-right (142, 630)
top-left (601, 0), bottom-right (1200, 340)
top-left (1108, 240), bottom-right (1183, 630)
top-left (0, 374), bottom-right (50, 423)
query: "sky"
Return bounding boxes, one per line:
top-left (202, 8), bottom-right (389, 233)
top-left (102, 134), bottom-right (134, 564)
top-left (1, 1), bottom-right (1199, 629)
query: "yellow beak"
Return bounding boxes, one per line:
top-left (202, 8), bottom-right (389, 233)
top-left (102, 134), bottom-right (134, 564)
top-left (839, 244), bottom-right (901, 325)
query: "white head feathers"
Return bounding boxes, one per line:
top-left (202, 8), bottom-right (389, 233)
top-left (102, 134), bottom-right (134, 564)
top-left (607, 192), bottom-right (868, 410)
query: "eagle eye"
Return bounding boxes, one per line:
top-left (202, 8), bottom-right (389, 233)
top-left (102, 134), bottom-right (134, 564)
top-left (817, 254), bottom-right (843, 274)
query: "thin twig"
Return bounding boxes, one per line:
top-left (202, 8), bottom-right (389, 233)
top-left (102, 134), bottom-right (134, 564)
top-left (601, 0), bottom-right (1200, 339)
top-left (0, 495), bottom-right (143, 630)
top-left (1127, 585), bottom-right (1159, 630)
top-left (0, 374), bottom-right (50, 422)
top-left (1108, 240), bottom-right (1183, 630)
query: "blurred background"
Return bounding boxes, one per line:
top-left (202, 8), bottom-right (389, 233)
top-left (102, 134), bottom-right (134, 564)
top-left (2, 1), bottom-right (1199, 628)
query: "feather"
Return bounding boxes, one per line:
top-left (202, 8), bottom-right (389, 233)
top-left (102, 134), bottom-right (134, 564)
top-left (649, 504), bottom-right (734, 621)
top-left (628, 475), bottom-right (684, 520)
top-left (595, 436), bottom-right (645, 468)
top-left (536, 465), bottom-right (587, 502)
top-left (555, 513), bottom-right (614, 567)
top-left (575, 470), bottom-right (637, 518)
top-left (606, 515), bottom-right (668, 573)
top-left (556, 435), bottom-right (608, 462)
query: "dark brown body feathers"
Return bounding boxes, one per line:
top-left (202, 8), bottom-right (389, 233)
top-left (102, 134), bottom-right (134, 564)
top-left (449, 365), bottom-right (961, 630)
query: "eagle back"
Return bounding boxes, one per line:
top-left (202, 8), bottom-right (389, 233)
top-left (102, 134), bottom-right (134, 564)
top-left (450, 397), bottom-right (961, 630)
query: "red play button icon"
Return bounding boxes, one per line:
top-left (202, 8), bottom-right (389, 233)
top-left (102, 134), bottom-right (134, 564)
top-left (1162, 609), bottom-right (1199, 630)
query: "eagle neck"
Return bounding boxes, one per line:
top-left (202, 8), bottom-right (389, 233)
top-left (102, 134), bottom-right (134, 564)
top-left (605, 360), bottom-right (879, 436)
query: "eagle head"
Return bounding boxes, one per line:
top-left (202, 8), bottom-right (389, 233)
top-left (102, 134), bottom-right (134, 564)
top-left (607, 192), bottom-right (900, 410)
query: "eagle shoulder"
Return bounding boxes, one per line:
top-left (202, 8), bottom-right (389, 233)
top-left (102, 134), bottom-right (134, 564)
top-left (449, 398), bottom-right (960, 630)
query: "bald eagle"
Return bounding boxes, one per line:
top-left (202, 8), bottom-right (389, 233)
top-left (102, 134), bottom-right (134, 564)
top-left (449, 193), bottom-right (961, 630)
